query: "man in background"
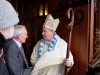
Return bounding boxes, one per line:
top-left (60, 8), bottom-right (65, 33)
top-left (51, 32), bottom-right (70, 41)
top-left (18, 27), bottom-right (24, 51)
top-left (0, 0), bottom-right (19, 75)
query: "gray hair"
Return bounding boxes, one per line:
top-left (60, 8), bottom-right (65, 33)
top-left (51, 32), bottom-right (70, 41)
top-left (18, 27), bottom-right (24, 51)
top-left (13, 25), bottom-right (26, 37)
top-left (0, 26), bottom-right (14, 39)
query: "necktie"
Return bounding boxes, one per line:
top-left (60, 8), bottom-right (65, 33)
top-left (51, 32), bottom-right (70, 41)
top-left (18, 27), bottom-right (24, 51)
top-left (20, 46), bottom-right (28, 67)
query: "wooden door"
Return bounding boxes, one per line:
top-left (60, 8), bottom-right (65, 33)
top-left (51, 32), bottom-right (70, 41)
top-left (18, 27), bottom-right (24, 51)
top-left (48, 0), bottom-right (94, 75)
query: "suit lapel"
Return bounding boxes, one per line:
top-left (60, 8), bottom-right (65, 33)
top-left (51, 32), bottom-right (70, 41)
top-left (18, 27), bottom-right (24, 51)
top-left (11, 39), bottom-right (28, 67)
top-left (20, 46), bottom-right (28, 67)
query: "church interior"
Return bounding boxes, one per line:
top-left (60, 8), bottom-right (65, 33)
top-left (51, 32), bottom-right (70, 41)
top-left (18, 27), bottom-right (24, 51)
top-left (7, 0), bottom-right (100, 75)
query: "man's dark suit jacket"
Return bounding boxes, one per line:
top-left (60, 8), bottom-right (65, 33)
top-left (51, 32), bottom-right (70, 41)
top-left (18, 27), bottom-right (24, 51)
top-left (3, 39), bottom-right (32, 75)
top-left (0, 33), bottom-right (9, 75)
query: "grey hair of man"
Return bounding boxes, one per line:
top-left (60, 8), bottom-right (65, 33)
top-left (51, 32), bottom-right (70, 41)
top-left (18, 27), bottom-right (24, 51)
top-left (13, 25), bottom-right (26, 38)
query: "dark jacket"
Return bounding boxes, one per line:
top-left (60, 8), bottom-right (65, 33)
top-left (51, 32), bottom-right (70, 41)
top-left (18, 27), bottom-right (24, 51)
top-left (0, 33), bottom-right (9, 75)
top-left (3, 38), bottom-right (32, 75)
top-left (86, 66), bottom-right (100, 75)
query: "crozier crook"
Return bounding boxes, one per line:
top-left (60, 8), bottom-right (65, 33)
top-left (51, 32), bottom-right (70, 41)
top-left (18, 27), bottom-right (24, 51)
top-left (65, 8), bottom-right (74, 75)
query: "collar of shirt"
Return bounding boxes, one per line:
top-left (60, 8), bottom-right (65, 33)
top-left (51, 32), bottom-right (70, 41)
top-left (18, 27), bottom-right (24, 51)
top-left (12, 38), bottom-right (21, 48)
top-left (44, 40), bottom-right (50, 46)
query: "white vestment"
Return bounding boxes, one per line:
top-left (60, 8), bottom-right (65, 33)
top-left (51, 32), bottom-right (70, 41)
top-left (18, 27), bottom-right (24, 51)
top-left (30, 35), bottom-right (73, 75)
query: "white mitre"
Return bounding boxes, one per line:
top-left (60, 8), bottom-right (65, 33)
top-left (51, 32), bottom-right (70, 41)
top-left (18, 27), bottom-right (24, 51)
top-left (43, 14), bottom-right (60, 31)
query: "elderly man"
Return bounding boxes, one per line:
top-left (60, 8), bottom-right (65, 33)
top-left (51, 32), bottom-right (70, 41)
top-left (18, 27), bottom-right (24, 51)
top-left (30, 14), bottom-right (74, 75)
top-left (0, 0), bottom-right (19, 75)
top-left (3, 25), bottom-right (32, 75)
